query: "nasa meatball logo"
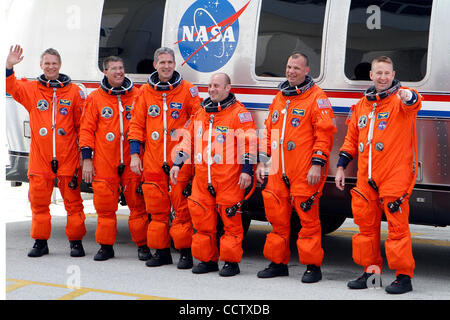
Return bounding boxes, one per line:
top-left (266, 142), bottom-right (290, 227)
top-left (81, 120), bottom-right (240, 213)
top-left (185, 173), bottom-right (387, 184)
top-left (177, 0), bottom-right (251, 72)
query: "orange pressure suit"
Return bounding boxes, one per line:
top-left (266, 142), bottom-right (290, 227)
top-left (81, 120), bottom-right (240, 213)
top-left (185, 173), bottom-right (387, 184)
top-left (339, 80), bottom-right (421, 278)
top-left (6, 71), bottom-right (86, 241)
top-left (79, 77), bottom-right (148, 246)
top-left (175, 93), bottom-right (257, 263)
top-left (128, 71), bottom-right (201, 251)
top-left (259, 76), bottom-right (336, 266)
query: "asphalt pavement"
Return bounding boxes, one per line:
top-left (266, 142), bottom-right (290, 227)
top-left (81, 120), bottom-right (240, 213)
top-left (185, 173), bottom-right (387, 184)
top-left (2, 181), bottom-right (450, 304)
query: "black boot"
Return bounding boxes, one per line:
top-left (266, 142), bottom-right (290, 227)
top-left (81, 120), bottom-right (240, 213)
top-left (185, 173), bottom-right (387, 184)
top-left (28, 239), bottom-right (49, 257)
top-left (137, 245), bottom-right (152, 261)
top-left (70, 240), bottom-right (85, 257)
top-left (219, 262), bottom-right (240, 277)
top-left (257, 262), bottom-right (289, 278)
top-left (347, 272), bottom-right (382, 289)
top-left (192, 261), bottom-right (219, 274)
top-left (301, 265), bottom-right (322, 283)
top-left (385, 274), bottom-right (413, 294)
top-left (93, 244), bottom-right (114, 261)
top-left (145, 248), bottom-right (173, 267)
top-left (177, 248), bottom-right (193, 269)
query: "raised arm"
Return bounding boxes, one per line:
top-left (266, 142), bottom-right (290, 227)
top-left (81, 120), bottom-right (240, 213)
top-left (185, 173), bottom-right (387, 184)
top-left (6, 45), bottom-right (24, 69)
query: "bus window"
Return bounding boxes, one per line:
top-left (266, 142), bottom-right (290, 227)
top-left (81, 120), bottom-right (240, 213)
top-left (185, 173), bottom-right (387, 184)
top-left (98, 0), bottom-right (166, 74)
top-left (345, 0), bottom-right (432, 82)
top-left (255, 0), bottom-right (327, 79)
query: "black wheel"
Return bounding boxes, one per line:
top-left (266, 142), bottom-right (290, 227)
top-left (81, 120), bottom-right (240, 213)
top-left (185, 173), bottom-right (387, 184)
top-left (290, 210), bottom-right (301, 242)
top-left (319, 214), bottom-right (347, 235)
top-left (290, 210), bottom-right (347, 238)
top-left (241, 211), bottom-right (251, 236)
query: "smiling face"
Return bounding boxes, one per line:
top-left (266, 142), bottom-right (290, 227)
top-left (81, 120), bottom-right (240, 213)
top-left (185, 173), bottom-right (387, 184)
top-left (285, 55), bottom-right (310, 87)
top-left (154, 53), bottom-right (176, 82)
top-left (104, 60), bottom-right (125, 87)
top-left (208, 73), bottom-right (231, 103)
top-left (40, 54), bottom-right (61, 80)
top-left (370, 61), bottom-right (396, 92)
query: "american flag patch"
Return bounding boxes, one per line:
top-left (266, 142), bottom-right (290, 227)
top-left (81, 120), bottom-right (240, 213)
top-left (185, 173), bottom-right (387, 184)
top-left (238, 112), bottom-right (253, 123)
top-left (317, 99), bottom-right (332, 109)
top-left (79, 90), bottom-right (87, 100)
top-left (345, 105), bottom-right (355, 125)
top-left (189, 86), bottom-right (199, 97)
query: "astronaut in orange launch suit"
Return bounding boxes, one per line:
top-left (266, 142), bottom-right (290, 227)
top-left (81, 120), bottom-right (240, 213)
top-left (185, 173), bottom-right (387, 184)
top-left (6, 45), bottom-right (86, 258)
top-left (335, 56), bottom-right (421, 294)
top-left (255, 52), bottom-right (336, 283)
top-left (129, 47), bottom-right (201, 269)
top-left (80, 56), bottom-right (149, 261)
top-left (170, 72), bottom-right (257, 277)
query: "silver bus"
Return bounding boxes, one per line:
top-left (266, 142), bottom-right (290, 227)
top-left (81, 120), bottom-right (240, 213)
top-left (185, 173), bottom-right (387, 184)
top-left (6, 0), bottom-right (449, 234)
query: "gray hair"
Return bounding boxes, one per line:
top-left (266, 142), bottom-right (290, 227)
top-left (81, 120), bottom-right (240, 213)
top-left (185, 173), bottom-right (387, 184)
top-left (102, 56), bottom-right (123, 71)
top-left (154, 47), bottom-right (175, 63)
top-left (40, 48), bottom-right (61, 64)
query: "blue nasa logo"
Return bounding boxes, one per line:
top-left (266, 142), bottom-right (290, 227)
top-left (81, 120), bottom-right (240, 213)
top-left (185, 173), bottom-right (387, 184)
top-left (59, 107), bottom-right (68, 116)
top-left (377, 120), bottom-right (387, 130)
top-left (171, 110), bottom-right (180, 119)
top-left (291, 118), bottom-right (300, 127)
top-left (177, 0), bottom-right (250, 72)
top-left (216, 134), bottom-right (225, 144)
